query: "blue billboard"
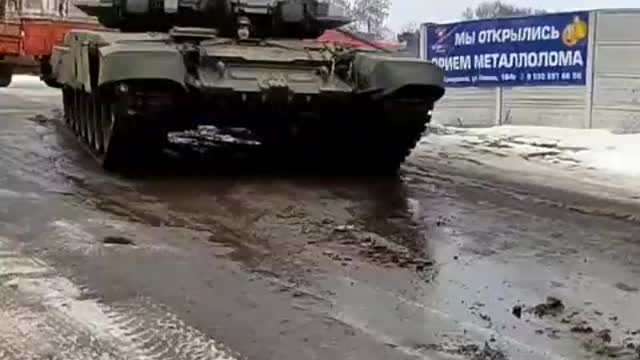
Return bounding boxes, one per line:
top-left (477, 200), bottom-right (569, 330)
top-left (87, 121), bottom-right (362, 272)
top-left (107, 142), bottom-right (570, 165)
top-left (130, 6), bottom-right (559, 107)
top-left (425, 11), bottom-right (590, 87)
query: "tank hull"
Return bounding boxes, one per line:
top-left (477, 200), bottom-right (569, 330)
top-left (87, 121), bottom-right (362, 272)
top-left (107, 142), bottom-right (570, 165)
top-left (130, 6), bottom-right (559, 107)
top-left (43, 28), bottom-right (445, 173)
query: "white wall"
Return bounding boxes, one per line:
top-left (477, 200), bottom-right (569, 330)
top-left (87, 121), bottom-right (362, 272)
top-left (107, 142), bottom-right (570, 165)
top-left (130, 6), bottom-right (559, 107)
top-left (591, 9), bottom-right (640, 133)
top-left (501, 86), bottom-right (588, 127)
top-left (432, 87), bottom-right (497, 127)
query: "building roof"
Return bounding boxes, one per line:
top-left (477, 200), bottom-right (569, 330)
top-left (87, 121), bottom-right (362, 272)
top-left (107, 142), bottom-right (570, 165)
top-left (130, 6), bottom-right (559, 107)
top-left (316, 30), bottom-right (400, 50)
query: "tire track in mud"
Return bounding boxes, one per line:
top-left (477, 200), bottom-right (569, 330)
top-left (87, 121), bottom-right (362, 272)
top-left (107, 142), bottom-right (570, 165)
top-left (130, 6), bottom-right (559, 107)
top-left (404, 157), bottom-right (640, 224)
top-left (0, 235), bottom-right (242, 360)
top-left (406, 145), bottom-right (640, 224)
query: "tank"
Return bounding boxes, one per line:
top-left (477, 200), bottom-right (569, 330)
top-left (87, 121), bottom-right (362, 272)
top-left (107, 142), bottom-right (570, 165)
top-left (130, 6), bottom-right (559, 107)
top-left (40, 0), bottom-right (445, 173)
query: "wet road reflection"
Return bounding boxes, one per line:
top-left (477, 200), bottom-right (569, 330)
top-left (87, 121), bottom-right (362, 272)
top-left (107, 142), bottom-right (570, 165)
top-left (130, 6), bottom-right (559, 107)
top-left (0, 78), bottom-right (639, 359)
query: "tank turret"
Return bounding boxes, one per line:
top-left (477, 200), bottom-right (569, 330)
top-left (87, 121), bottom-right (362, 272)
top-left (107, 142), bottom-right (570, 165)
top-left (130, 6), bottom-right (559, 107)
top-left (75, 0), bottom-right (351, 37)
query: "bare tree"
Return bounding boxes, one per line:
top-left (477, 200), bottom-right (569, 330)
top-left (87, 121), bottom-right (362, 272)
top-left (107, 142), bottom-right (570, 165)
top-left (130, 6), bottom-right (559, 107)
top-left (461, 7), bottom-right (475, 20)
top-left (462, 0), bottom-right (546, 20)
top-left (333, 0), bottom-right (392, 38)
top-left (397, 21), bottom-right (418, 44)
top-left (396, 22), bottom-right (420, 56)
top-left (400, 21), bottom-right (418, 34)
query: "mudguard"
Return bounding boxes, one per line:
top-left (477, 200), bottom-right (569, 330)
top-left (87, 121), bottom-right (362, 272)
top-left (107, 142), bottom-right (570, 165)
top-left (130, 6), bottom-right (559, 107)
top-left (97, 43), bottom-right (187, 87)
top-left (48, 30), bottom-right (186, 91)
top-left (48, 45), bottom-right (70, 87)
top-left (352, 52), bottom-right (445, 101)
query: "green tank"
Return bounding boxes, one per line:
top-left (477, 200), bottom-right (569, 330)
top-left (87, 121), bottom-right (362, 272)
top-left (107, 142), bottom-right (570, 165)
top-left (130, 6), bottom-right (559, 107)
top-left (41, 0), bottom-right (445, 173)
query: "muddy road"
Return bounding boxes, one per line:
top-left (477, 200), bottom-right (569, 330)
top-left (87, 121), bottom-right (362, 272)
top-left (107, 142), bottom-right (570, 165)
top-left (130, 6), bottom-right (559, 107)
top-left (0, 76), bottom-right (639, 359)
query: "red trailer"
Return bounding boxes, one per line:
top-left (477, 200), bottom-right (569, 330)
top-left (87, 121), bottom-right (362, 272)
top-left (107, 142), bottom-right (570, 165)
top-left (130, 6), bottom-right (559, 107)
top-left (0, 0), bottom-right (103, 86)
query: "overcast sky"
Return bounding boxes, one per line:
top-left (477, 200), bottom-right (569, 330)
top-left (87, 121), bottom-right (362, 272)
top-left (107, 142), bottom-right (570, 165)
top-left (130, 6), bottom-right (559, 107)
top-left (388, 0), bottom-right (640, 30)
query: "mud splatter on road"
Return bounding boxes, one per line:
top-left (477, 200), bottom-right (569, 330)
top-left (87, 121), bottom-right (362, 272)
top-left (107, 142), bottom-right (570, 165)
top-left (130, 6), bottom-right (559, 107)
top-left (1, 77), bottom-right (640, 359)
top-left (414, 341), bottom-right (507, 360)
top-left (528, 297), bottom-right (565, 318)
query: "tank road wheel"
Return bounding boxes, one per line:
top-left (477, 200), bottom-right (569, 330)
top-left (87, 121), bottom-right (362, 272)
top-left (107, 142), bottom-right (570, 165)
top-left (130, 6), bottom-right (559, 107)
top-left (82, 92), bottom-right (91, 144)
top-left (98, 92), bottom-right (168, 172)
top-left (98, 100), bottom-right (112, 155)
top-left (66, 88), bottom-right (76, 132)
top-left (74, 90), bottom-right (82, 135)
top-left (62, 82), bottom-right (173, 172)
top-left (81, 93), bottom-right (89, 143)
top-left (99, 100), bottom-right (126, 171)
top-left (74, 91), bottom-right (81, 136)
top-left (92, 96), bottom-right (105, 153)
top-left (64, 92), bottom-right (119, 170)
top-left (98, 102), bottom-right (149, 171)
top-left (85, 93), bottom-right (93, 147)
top-left (78, 91), bottom-right (86, 139)
top-left (71, 89), bottom-right (81, 135)
top-left (62, 87), bottom-right (73, 125)
top-left (86, 94), bottom-right (98, 150)
top-left (68, 89), bottom-right (77, 133)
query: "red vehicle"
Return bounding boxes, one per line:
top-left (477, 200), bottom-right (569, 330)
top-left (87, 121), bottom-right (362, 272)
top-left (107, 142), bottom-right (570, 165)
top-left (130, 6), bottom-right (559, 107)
top-left (316, 29), bottom-right (401, 50)
top-left (0, 0), bottom-right (103, 86)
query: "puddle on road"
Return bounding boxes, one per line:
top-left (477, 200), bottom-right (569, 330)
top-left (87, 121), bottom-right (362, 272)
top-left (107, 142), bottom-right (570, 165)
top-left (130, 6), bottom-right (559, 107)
top-left (8, 109), bottom-right (640, 360)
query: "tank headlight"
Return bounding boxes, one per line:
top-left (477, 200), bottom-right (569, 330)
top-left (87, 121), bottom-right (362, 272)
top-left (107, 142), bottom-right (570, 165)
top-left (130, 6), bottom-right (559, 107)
top-left (216, 60), bottom-right (226, 77)
top-left (238, 25), bottom-right (250, 40)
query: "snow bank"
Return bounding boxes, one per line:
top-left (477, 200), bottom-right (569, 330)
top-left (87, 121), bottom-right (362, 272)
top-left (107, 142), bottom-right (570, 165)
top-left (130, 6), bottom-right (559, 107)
top-left (0, 75), bottom-right (61, 103)
top-left (9, 75), bottom-right (46, 89)
top-left (428, 125), bottom-right (640, 178)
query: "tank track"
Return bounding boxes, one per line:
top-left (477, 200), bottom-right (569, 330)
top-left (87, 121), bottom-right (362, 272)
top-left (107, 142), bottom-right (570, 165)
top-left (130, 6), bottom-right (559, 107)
top-left (287, 100), bottom-right (431, 175)
top-left (62, 85), bottom-right (430, 174)
top-left (62, 87), bottom-right (167, 171)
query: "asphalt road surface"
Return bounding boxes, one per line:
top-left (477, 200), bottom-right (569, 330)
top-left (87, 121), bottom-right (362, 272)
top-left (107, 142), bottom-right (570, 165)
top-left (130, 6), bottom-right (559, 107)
top-left (1, 76), bottom-right (640, 360)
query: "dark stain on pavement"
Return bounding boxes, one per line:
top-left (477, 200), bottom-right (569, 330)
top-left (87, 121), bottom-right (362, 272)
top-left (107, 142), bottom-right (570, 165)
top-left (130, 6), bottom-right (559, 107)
top-left (528, 296), bottom-right (565, 318)
top-left (615, 282), bottom-right (639, 292)
top-left (102, 236), bottom-right (136, 246)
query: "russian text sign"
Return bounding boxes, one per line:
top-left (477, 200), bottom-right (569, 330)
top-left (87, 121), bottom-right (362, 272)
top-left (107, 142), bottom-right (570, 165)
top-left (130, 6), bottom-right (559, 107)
top-left (426, 12), bottom-right (590, 87)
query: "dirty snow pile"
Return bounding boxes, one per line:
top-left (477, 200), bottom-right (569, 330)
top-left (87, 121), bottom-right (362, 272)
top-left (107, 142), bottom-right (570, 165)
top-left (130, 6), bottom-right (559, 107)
top-left (424, 124), bottom-right (640, 178)
top-left (0, 75), bottom-right (60, 100)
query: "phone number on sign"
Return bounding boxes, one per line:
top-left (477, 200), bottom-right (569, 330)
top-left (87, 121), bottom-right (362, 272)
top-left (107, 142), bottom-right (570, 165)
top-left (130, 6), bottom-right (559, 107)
top-left (500, 72), bottom-right (583, 82)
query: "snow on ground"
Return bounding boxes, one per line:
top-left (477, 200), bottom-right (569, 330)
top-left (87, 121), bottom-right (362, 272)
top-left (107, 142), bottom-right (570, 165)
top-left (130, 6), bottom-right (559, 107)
top-left (412, 124), bottom-right (640, 214)
top-left (424, 124), bottom-right (640, 179)
top-left (0, 234), bottom-right (238, 360)
top-left (0, 75), bottom-right (60, 102)
top-left (9, 75), bottom-right (47, 88)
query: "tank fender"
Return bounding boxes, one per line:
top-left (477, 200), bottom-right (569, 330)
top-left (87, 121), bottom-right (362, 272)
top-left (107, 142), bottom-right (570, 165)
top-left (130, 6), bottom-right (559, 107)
top-left (97, 43), bottom-right (187, 89)
top-left (46, 42), bottom-right (87, 90)
top-left (48, 32), bottom-right (108, 91)
top-left (46, 46), bottom-right (71, 87)
top-left (352, 53), bottom-right (445, 101)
